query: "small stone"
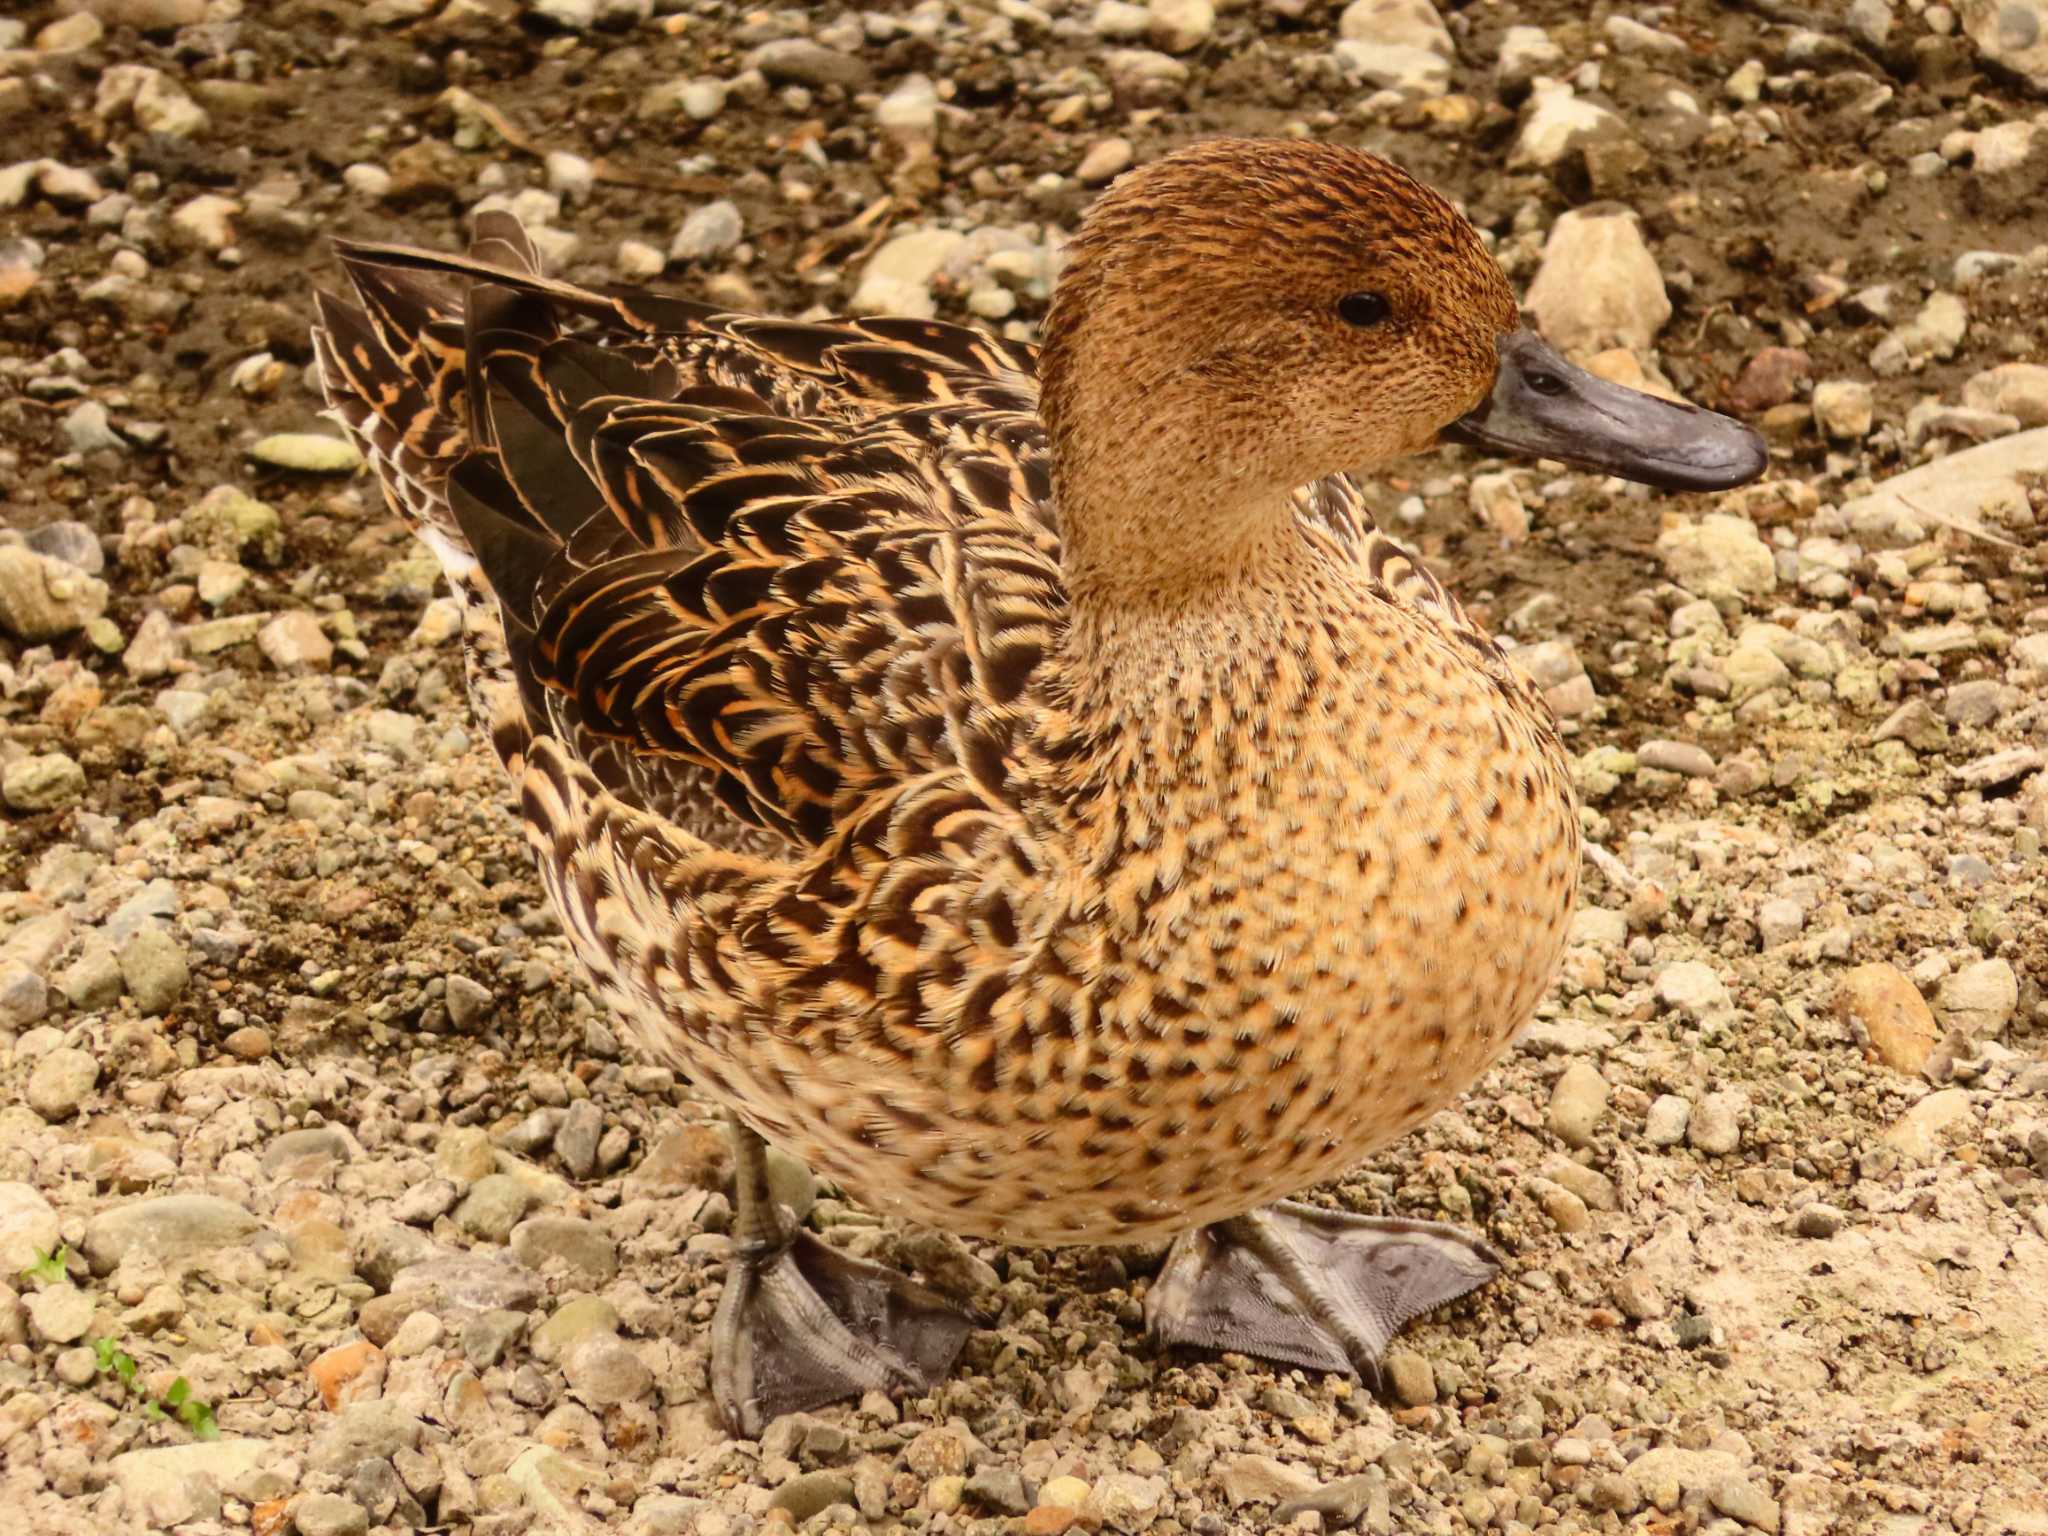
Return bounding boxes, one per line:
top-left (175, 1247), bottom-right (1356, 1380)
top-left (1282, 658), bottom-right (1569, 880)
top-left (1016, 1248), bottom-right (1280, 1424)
top-left (26, 1047), bottom-right (98, 1122)
top-left (63, 400), bottom-right (125, 454)
top-left (453, 1174), bottom-right (535, 1243)
top-left (965, 1468), bottom-right (1030, 1515)
top-left (1837, 963), bottom-right (1941, 1074)
top-left (1085, 1472), bottom-right (1168, 1532)
top-left (671, 200), bottom-right (743, 263)
top-left (531, 1296), bottom-right (619, 1362)
top-left (1637, 740), bottom-right (1715, 777)
top-left (443, 974), bottom-right (494, 1032)
top-left (772, 1471), bottom-right (857, 1522)
top-left (748, 39), bottom-right (871, 90)
top-left (0, 1183), bottom-right (61, 1274)
top-left (3, 752), bottom-right (86, 814)
top-left (1886, 1086), bottom-right (1974, 1161)
top-left (1534, 1178), bottom-right (1591, 1233)
top-left (306, 1401), bottom-right (422, 1476)
top-left (1794, 1203), bottom-right (1844, 1239)
top-left (249, 433), bottom-right (363, 474)
top-left (1511, 82), bottom-right (1626, 172)
top-left (1963, 363), bottom-right (2048, 428)
top-left (27, 1284), bottom-right (95, 1344)
top-left (851, 227), bottom-right (968, 319)
top-left (0, 547), bottom-right (110, 641)
top-left (1710, 1475), bottom-right (1781, 1533)
top-left (223, 1025), bottom-right (272, 1060)
top-left (1656, 960), bottom-right (1733, 1021)
top-left (564, 1332), bottom-right (653, 1405)
top-left (553, 1098), bottom-right (603, 1178)
top-left (1728, 347), bottom-right (1811, 412)
top-left (119, 926), bottom-right (190, 1014)
top-left (309, 1339), bottom-right (388, 1410)
top-left (1077, 137), bottom-right (1135, 185)
top-left (295, 1492), bottom-right (370, 1536)
top-left (1935, 958), bottom-right (2018, 1035)
top-left (1147, 0), bottom-right (1213, 52)
top-left (1688, 1091), bottom-right (1744, 1155)
top-left (170, 193), bottom-right (240, 252)
top-left (509, 1215), bottom-right (618, 1287)
top-left (1657, 515), bottom-right (1776, 603)
top-left (1548, 1061), bottom-right (1609, 1149)
top-left (1385, 1348), bottom-right (1436, 1405)
top-left (258, 612), bottom-right (334, 672)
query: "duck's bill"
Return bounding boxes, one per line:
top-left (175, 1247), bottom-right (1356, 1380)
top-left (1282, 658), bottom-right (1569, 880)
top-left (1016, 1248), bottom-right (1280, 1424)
top-left (1442, 331), bottom-right (1768, 493)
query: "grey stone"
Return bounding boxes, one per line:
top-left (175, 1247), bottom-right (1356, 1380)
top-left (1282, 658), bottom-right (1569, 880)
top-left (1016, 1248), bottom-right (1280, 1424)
top-left (118, 926), bottom-right (190, 1014)
top-left (770, 1471), bottom-right (857, 1522)
top-left (461, 1308), bottom-right (526, 1369)
top-left (452, 1174), bottom-right (535, 1243)
top-left (24, 521), bottom-right (102, 574)
top-left (83, 1194), bottom-right (261, 1275)
top-left (3, 753), bottom-right (87, 812)
top-left (26, 1046), bottom-right (97, 1122)
top-left (262, 1126), bottom-right (352, 1177)
top-left (26, 1283), bottom-right (95, 1343)
top-left (1688, 1091), bottom-right (1745, 1155)
top-left (294, 1493), bottom-right (369, 1536)
top-left (509, 1215), bottom-right (618, 1286)
top-left (307, 1401), bottom-right (423, 1475)
top-left (670, 199), bottom-right (743, 263)
top-left (553, 1098), bottom-right (603, 1178)
top-left (564, 1332), bottom-right (653, 1404)
top-left (443, 973), bottom-right (494, 1032)
top-left (748, 39), bottom-right (871, 89)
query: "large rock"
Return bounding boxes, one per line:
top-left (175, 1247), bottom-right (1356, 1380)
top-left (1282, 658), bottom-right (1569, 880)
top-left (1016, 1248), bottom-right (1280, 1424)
top-left (0, 546), bottom-right (110, 641)
top-left (1839, 427), bottom-right (2048, 546)
top-left (82, 1194), bottom-right (262, 1276)
top-left (109, 1440), bottom-right (277, 1529)
top-left (1526, 207), bottom-right (1671, 355)
top-left (1960, 0), bottom-right (2048, 94)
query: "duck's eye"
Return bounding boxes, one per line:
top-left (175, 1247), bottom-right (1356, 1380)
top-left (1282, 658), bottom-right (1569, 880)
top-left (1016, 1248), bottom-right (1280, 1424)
top-left (1336, 292), bottom-right (1391, 328)
top-left (1526, 370), bottom-right (1567, 397)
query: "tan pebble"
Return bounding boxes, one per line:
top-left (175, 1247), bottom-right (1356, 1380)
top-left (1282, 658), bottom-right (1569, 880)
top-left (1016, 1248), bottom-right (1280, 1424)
top-left (308, 1338), bottom-right (387, 1410)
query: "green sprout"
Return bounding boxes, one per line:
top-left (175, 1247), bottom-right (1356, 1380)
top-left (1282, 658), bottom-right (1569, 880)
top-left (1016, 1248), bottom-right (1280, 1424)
top-left (91, 1338), bottom-right (219, 1441)
top-left (19, 1245), bottom-right (67, 1286)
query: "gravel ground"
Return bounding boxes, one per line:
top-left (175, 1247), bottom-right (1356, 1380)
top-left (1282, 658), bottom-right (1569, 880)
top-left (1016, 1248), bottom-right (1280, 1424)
top-left (4, 0), bottom-right (2048, 1533)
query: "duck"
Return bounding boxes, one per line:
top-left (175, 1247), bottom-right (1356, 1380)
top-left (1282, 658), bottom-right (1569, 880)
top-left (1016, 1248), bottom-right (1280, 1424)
top-left (314, 137), bottom-right (1765, 1435)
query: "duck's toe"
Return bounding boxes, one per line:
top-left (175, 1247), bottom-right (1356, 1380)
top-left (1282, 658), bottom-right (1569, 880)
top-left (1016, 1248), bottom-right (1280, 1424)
top-left (1143, 1202), bottom-right (1500, 1384)
top-left (711, 1228), bottom-right (975, 1437)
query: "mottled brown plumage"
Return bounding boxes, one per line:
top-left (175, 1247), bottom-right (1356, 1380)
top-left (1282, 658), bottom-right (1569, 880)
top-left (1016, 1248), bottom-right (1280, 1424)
top-left (317, 139), bottom-right (1645, 1423)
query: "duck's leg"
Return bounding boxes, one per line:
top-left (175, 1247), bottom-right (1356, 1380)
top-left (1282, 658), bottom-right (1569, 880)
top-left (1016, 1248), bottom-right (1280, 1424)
top-left (709, 1119), bottom-right (974, 1436)
top-left (1143, 1202), bottom-right (1499, 1385)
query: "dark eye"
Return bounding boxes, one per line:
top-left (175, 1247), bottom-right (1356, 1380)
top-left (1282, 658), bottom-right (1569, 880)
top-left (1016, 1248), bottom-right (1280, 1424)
top-left (1526, 370), bottom-right (1566, 397)
top-left (1336, 292), bottom-right (1391, 328)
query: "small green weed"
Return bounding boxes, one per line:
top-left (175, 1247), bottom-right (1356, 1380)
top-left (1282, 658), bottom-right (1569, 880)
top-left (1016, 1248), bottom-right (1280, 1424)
top-left (18, 1245), bottom-right (67, 1286)
top-left (92, 1338), bottom-right (219, 1441)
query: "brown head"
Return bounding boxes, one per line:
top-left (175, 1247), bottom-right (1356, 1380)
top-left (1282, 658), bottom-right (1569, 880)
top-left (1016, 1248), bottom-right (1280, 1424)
top-left (1039, 139), bottom-right (1764, 602)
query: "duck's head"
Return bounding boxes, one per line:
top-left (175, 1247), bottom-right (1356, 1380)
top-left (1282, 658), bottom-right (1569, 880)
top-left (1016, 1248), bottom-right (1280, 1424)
top-left (1040, 139), bottom-right (1764, 563)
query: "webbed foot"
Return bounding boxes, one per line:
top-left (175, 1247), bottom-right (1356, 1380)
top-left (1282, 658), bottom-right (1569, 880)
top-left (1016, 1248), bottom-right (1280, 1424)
top-left (709, 1122), bottom-right (973, 1436)
top-left (1143, 1200), bottom-right (1500, 1385)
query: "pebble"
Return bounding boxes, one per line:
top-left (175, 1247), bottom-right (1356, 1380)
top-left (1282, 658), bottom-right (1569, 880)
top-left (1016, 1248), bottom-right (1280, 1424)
top-left (1963, 363), bottom-right (2048, 428)
top-left (1077, 137), bottom-right (1135, 185)
top-left (0, 546), bottom-right (111, 641)
top-left (1548, 1061), bottom-right (1609, 1148)
top-left (1086, 1472), bottom-right (1168, 1531)
top-left (1148, 0), bottom-right (1213, 53)
top-left (1644, 1093), bottom-right (1691, 1147)
top-left (249, 433), bottom-right (363, 473)
top-left (295, 1493), bottom-right (370, 1536)
top-left (259, 612), bottom-right (334, 671)
top-left (1655, 960), bottom-right (1733, 1022)
top-left (1217, 1454), bottom-right (1320, 1506)
top-left (1886, 1086), bottom-right (1975, 1161)
top-left (772, 1471), bottom-right (856, 1522)
top-left (0, 1183), bottom-right (61, 1274)
top-left (1935, 958), bottom-right (2017, 1035)
top-left (25, 1047), bottom-right (98, 1122)
top-left (452, 1174), bottom-right (536, 1243)
top-left (508, 1215), bottom-right (618, 1286)
top-left (119, 926), bottom-right (190, 1014)
top-left (671, 199), bottom-right (743, 263)
top-left (109, 1441), bottom-right (274, 1529)
top-left (1638, 740), bottom-right (1716, 777)
top-left (3, 753), bottom-right (87, 813)
top-left (1710, 1474), bottom-right (1782, 1533)
top-left (1512, 82), bottom-right (1624, 171)
top-left (26, 1283), bottom-right (95, 1344)
top-left (1687, 1091), bottom-right (1744, 1155)
top-left (748, 39), bottom-right (872, 90)
top-left (1794, 1203), bottom-right (1845, 1239)
top-left (564, 1331), bottom-right (654, 1404)
top-left (852, 227), bottom-right (967, 318)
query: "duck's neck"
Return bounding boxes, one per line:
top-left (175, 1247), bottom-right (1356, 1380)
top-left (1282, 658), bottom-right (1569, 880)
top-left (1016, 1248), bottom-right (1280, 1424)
top-left (1039, 287), bottom-right (1308, 610)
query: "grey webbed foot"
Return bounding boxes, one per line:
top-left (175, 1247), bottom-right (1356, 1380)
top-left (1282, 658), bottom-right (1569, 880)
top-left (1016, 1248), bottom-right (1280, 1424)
top-left (1143, 1200), bottom-right (1500, 1386)
top-left (709, 1120), bottom-right (973, 1437)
